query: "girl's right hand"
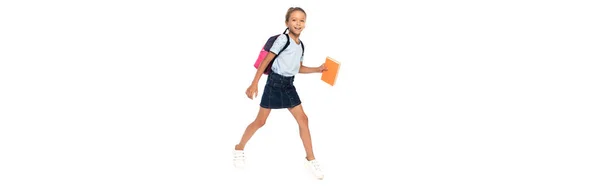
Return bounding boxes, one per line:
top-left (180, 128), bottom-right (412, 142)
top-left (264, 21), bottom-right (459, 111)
top-left (246, 83), bottom-right (258, 100)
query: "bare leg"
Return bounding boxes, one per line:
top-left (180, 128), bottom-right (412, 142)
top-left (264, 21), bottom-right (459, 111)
top-left (288, 104), bottom-right (316, 160)
top-left (235, 106), bottom-right (271, 150)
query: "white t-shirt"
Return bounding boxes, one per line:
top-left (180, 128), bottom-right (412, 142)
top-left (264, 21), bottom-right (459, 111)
top-left (269, 34), bottom-right (304, 77)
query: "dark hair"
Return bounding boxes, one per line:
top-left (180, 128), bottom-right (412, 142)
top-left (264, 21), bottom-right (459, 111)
top-left (285, 7), bottom-right (306, 22)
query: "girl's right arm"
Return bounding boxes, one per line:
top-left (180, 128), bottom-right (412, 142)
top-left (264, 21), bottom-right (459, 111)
top-left (247, 52), bottom-right (277, 99)
top-left (251, 52), bottom-right (277, 85)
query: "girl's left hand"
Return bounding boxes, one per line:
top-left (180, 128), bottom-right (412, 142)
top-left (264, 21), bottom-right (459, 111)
top-left (318, 63), bottom-right (328, 72)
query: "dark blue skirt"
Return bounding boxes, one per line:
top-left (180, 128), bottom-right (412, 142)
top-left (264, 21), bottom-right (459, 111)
top-left (260, 71), bottom-right (302, 109)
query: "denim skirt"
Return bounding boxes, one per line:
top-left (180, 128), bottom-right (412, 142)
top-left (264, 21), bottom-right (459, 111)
top-left (260, 71), bottom-right (302, 109)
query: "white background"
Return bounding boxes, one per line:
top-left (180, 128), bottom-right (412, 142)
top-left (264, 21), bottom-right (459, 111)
top-left (1, 0), bottom-right (599, 185)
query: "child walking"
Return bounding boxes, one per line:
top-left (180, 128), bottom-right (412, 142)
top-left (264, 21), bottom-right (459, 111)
top-left (233, 7), bottom-right (327, 180)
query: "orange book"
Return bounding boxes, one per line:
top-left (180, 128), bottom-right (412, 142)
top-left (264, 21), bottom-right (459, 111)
top-left (321, 56), bottom-right (340, 86)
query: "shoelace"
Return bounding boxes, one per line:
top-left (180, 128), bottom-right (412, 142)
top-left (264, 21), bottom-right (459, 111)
top-left (234, 151), bottom-right (245, 160)
top-left (310, 161), bottom-right (322, 171)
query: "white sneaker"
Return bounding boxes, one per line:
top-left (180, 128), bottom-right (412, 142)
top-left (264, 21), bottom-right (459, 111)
top-left (305, 159), bottom-right (324, 180)
top-left (233, 150), bottom-right (245, 169)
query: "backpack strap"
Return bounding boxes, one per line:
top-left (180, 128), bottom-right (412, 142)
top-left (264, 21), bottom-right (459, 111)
top-left (279, 33), bottom-right (291, 55)
top-left (300, 40), bottom-right (304, 58)
top-left (282, 27), bottom-right (303, 57)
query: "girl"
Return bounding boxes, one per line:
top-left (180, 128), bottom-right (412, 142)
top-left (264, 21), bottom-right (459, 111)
top-left (233, 7), bottom-right (326, 180)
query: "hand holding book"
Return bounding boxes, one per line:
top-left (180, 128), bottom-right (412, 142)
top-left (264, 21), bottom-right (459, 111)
top-left (321, 57), bottom-right (340, 86)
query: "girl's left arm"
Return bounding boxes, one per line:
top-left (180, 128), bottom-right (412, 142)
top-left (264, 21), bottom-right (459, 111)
top-left (299, 62), bottom-right (326, 74)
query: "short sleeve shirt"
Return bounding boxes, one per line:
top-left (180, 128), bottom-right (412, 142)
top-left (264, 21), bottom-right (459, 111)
top-left (269, 34), bottom-right (304, 77)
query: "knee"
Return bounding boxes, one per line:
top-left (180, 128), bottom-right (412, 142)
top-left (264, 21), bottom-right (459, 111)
top-left (252, 119), bottom-right (267, 128)
top-left (297, 114), bottom-right (309, 128)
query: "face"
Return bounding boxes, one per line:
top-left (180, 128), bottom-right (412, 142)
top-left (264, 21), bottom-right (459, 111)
top-left (286, 10), bottom-right (306, 36)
